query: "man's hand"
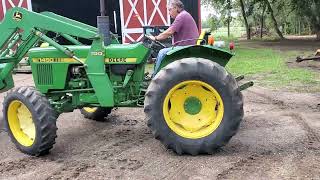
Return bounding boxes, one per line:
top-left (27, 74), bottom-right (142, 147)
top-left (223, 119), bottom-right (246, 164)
top-left (147, 35), bottom-right (157, 41)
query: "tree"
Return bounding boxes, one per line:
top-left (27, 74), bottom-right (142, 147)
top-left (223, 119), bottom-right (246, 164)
top-left (202, 0), bottom-right (319, 40)
top-left (202, 0), bottom-right (233, 37)
top-left (291, 0), bottom-right (320, 40)
top-left (239, 0), bottom-right (250, 39)
top-left (202, 14), bottom-right (220, 31)
top-left (260, 1), bottom-right (267, 38)
top-left (264, 0), bottom-right (285, 39)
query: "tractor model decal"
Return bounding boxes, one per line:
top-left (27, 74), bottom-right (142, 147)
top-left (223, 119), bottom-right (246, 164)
top-left (32, 57), bottom-right (138, 64)
top-left (105, 58), bottom-right (137, 63)
top-left (32, 58), bottom-right (83, 63)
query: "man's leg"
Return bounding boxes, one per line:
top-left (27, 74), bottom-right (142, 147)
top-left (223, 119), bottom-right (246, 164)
top-left (153, 47), bottom-right (171, 76)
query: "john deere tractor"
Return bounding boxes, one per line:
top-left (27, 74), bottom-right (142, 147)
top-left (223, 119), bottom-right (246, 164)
top-left (0, 7), bottom-right (252, 156)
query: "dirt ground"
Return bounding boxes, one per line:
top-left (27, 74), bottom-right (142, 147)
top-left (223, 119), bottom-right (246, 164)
top-left (0, 75), bottom-right (319, 180)
top-left (239, 37), bottom-right (320, 52)
top-left (0, 39), bottom-right (320, 179)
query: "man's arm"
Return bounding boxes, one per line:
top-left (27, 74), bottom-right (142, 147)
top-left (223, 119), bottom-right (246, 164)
top-left (149, 27), bottom-right (175, 41)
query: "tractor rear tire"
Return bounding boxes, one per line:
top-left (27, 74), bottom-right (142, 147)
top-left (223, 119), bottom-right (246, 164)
top-left (3, 86), bottom-right (59, 156)
top-left (144, 58), bottom-right (243, 155)
top-left (80, 107), bottom-right (112, 121)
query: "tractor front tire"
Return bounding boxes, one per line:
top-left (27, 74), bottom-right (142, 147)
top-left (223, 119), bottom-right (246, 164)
top-left (80, 107), bottom-right (112, 121)
top-left (3, 87), bottom-right (58, 156)
top-left (144, 58), bottom-right (243, 155)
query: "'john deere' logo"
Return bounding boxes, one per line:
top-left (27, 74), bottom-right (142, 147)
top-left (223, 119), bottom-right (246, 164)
top-left (13, 12), bottom-right (23, 21)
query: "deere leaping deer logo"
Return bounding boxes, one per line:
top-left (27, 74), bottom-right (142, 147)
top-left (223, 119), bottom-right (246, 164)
top-left (13, 12), bottom-right (23, 21)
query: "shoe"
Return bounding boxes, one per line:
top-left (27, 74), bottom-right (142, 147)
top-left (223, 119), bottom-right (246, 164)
top-left (144, 75), bottom-right (152, 81)
top-left (144, 72), bottom-right (152, 81)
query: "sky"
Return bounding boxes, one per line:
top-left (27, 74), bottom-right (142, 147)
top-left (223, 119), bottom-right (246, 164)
top-left (200, 4), bottom-right (239, 20)
top-left (201, 5), bottom-right (215, 20)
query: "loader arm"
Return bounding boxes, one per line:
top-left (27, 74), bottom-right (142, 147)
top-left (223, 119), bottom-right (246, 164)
top-left (0, 7), bottom-right (101, 92)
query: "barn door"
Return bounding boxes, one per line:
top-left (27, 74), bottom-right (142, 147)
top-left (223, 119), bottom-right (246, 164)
top-left (119, 0), bottom-right (170, 44)
top-left (0, 0), bottom-right (32, 20)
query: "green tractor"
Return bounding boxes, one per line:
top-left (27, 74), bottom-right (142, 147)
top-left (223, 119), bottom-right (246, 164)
top-left (0, 7), bottom-right (252, 156)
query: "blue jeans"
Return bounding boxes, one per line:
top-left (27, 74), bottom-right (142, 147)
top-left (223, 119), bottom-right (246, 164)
top-left (153, 47), bottom-right (171, 76)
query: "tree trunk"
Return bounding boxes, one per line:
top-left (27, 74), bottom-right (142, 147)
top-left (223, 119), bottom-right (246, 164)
top-left (228, 20), bottom-right (230, 37)
top-left (265, 0), bottom-right (285, 39)
top-left (298, 19), bottom-right (301, 35)
top-left (317, 31), bottom-right (320, 40)
top-left (315, 24), bottom-right (320, 40)
top-left (227, 0), bottom-right (231, 37)
top-left (239, 0), bottom-right (250, 40)
top-left (260, 2), bottom-right (266, 39)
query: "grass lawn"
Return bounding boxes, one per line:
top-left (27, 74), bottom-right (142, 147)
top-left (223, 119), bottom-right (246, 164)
top-left (227, 47), bottom-right (320, 92)
top-left (213, 27), bottom-right (246, 40)
top-left (148, 45), bottom-right (320, 92)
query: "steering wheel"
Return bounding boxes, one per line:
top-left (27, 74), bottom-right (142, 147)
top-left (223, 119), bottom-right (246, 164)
top-left (143, 35), bottom-right (167, 49)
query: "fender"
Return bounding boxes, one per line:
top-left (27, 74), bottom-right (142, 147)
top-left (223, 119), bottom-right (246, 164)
top-left (156, 45), bottom-right (234, 74)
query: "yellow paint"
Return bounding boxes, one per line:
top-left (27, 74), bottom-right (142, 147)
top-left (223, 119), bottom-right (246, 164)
top-left (32, 57), bottom-right (137, 64)
top-left (197, 30), bottom-right (207, 45)
top-left (105, 58), bottom-right (137, 63)
top-left (7, 100), bottom-right (35, 147)
top-left (40, 43), bottom-right (50, 48)
top-left (163, 80), bottom-right (224, 139)
top-left (32, 58), bottom-right (85, 63)
top-left (83, 107), bottom-right (97, 113)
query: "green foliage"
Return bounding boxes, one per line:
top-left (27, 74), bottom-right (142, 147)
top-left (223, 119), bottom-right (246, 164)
top-left (291, 0), bottom-right (320, 38)
top-left (202, 15), bottom-right (220, 31)
top-left (226, 47), bottom-right (320, 92)
top-left (202, 0), bottom-right (320, 39)
top-left (213, 27), bottom-right (246, 39)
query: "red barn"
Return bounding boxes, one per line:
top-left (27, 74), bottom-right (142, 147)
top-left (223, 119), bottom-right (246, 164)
top-left (0, 0), bottom-right (32, 19)
top-left (0, 0), bottom-right (200, 44)
top-left (120, 0), bottom-right (201, 43)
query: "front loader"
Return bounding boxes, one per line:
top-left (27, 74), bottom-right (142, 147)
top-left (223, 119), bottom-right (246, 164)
top-left (0, 7), bottom-right (253, 156)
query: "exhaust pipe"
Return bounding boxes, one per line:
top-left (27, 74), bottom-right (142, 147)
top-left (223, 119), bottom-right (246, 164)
top-left (98, 0), bottom-right (111, 46)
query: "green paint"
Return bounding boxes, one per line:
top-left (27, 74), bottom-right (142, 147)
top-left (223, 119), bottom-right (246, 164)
top-left (184, 97), bottom-right (202, 115)
top-left (156, 45), bottom-right (234, 75)
top-left (0, 7), bottom-right (240, 116)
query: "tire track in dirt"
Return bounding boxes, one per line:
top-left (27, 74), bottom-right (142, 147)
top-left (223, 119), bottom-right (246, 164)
top-left (216, 152), bottom-right (274, 180)
top-left (92, 126), bottom-right (152, 162)
top-left (0, 157), bottom-right (49, 177)
top-left (247, 90), bottom-right (286, 107)
top-left (216, 154), bottom-right (260, 180)
top-left (249, 90), bottom-right (320, 147)
top-left (247, 89), bottom-right (320, 112)
top-left (215, 89), bottom-right (320, 179)
top-left (45, 161), bottom-right (95, 180)
top-left (46, 121), bottom-right (151, 178)
top-left (284, 112), bottom-right (320, 150)
top-left (162, 161), bottom-right (189, 180)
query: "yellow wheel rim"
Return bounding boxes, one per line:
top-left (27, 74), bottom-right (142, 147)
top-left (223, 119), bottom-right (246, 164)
top-left (7, 100), bottom-right (36, 147)
top-left (163, 80), bottom-right (224, 139)
top-left (83, 107), bottom-right (98, 113)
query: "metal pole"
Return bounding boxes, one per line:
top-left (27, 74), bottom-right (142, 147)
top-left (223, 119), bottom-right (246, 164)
top-left (98, 0), bottom-right (111, 46)
top-left (100, 0), bottom-right (106, 16)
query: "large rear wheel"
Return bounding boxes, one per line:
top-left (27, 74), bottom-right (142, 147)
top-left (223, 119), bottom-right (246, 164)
top-left (3, 87), bottom-right (58, 156)
top-left (144, 58), bottom-right (243, 155)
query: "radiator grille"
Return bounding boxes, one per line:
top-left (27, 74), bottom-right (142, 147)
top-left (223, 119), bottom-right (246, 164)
top-left (37, 64), bottom-right (53, 85)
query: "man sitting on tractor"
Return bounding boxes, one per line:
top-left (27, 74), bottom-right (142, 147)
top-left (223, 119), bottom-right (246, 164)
top-left (148, 0), bottom-right (199, 74)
